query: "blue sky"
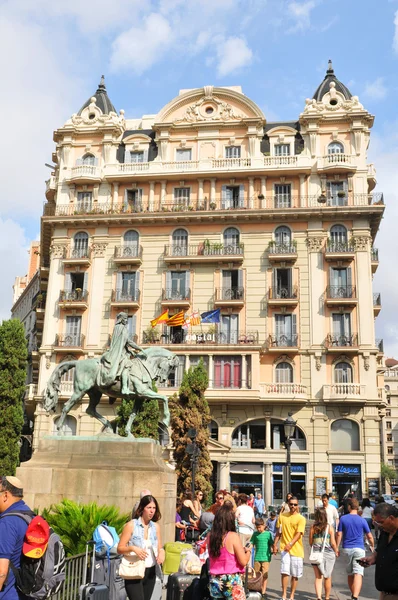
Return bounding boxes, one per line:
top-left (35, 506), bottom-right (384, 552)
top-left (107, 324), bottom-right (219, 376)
top-left (2, 0), bottom-right (398, 355)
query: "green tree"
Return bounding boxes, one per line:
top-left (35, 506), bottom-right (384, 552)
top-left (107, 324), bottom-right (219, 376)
top-left (0, 319), bottom-right (27, 474)
top-left (42, 499), bottom-right (130, 556)
top-left (169, 359), bottom-right (213, 500)
top-left (117, 383), bottom-right (160, 440)
top-left (381, 462), bottom-right (397, 486)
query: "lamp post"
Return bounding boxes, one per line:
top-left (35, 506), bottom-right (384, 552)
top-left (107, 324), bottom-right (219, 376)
top-left (186, 427), bottom-right (199, 497)
top-left (283, 413), bottom-right (297, 495)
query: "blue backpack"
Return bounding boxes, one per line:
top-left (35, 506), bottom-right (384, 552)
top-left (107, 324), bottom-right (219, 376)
top-left (93, 522), bottom-right (120, 559)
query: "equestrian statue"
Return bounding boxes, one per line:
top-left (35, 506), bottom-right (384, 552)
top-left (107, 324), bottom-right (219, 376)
top-left (43, 312), bottom-right (180, 437)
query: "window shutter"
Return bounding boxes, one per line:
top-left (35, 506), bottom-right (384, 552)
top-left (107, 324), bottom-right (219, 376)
top-left (287, 268), bottom-right (292, 291)
top-left (239, 184), bottom-right (245, 208)
top-left (64, 272), bottom-right (72, 292)
top-left (344, 313), bottom-right (351, 337)
top-left (184, 271), bottom-right (190, 298)
top-left (275, 315), bottom-right (282, 337)
top-left (347, 267), bottom-right (352, 288)
top-left (83, 271), bottom-right (88, 291)
top-left (143, 147), bottom-right (149, 162)
top-left (329, 267), bottom-right (336, 286)
top-left (166, 271), bottom-right (171, 294)
top-left (125, 150), bottom-right (131, 164)
top-left (221, 185), bottom-right (227, 209)
top-left (94, 157), bottom-right (99, 166)
top-left (238, 269), bottom-right (243, 295)
top-left (76, 158), bottom-right (82, 166)
top-left (273, 268), bottom-right (278, 291)
top-left (135, 271), bottom-right (140, 300)
top-left (222, 270), bottom-right (232, 289)
top-left (231, 314), bottom-right (238, 342)
top-left (116, 272), bottom-right (122, 294)
top-left (131, 315), bottom-right (137, 338)
top-left (292, 313), bottom-right (297, 338)
top-left (138, 188), bottom-right (143, 210)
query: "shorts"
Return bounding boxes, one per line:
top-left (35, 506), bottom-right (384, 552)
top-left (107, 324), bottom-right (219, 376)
top-left (209, 573), bottom-right (245, 599)
top-left (280, 551), bottom-right (303, 578)
top-left (342, 547), bottom-right (365, 576)
top-left (314, 550), bottom-right (336, 579)
top-left (254, 561), bottom-right (270, 578)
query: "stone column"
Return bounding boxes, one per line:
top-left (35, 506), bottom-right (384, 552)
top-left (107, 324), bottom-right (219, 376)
top-left (265, 417), bottom-right (271, 449)
top-left (248, 177), bottom-right (254, 209)
top-left (353, 235), bottom-right (374, 346)
top-left (307, 236), bottom-right (325, 346)
top-left (264, 462), bottom-right (272, 507)
top-left (242, 354), bottom-right (247, 389)
top-left (210, 179), bottom-right (216, 206)
top-left (86, 241), bottom-right (108, 347)
top-left (112, 183), bottom-right (119, 209)
top-left (208, 354), bottom-right (214, 388)
top-left (299, 174), bottom-right (306, 207)
top-left (198, 179), bottom-right (204, 209)
top-left (149, 181), bottom-right (155, 212)
top-left (260, 177), bottom-right (267, 209)
top-left (161, 181), bottom-right (167, 207)
top-left (185, 355), bottom-right (190, 370)
top-left (219, 462), bottom-right (230, 490)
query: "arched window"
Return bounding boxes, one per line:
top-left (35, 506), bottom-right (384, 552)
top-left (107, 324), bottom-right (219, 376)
top-left (124, 230), bottom-right (139, 247)
top-left (334, 361), bottom-right (353, 383)
top-left (53, 415), bottom-right (77, 436)
top-left (232, 419), bottom-right (265, 449)
top-left (223, 227), bottom-right (240, 249)
top-left (209, 420), bottom-right (219, 440)
top-left (275, 362), bottom-right (293, 383)
top-left (172, 229), bottom-right (188, 256)
top-left (270, 421), bottom-right (306, 450)
top-left (328, 142), bottom-right (344, 154)
top-left (274, 226), bottom-right (292, 249)
top-left (331, 419), bottom-right (359, 451)
top-left (73, 232), bottom-right (89, 258)
top-left (330, 225), bottom-right (347, 245)
top-left (81, 154), bottom-right (96, 166)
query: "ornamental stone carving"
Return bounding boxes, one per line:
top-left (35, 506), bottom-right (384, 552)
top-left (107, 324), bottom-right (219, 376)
top-left (91, 243), bottom-right (108, 257)
top-left (363, 355), bottom-right (370, 371)
top-left (315, 355), bottom-right (322, 371)
top-left (175, 95), bottom-right (243, 124)
top-left (306, 237), bottom-right (324, 252)
top-left (352, 236), bottom-right (370, 251)
top-left (49, 243), bottom-right (67, 259)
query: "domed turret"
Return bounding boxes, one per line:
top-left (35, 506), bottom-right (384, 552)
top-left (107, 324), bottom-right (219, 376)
top-left (77, 75), bottom-right (116, 116)
top-left (312, 60), bottom-right (352, 102)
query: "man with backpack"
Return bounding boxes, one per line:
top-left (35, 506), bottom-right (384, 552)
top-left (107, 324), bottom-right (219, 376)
top-left (0, 476), bottom-right (32, 600)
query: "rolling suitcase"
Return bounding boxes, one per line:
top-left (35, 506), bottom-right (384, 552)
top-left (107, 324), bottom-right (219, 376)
top-left (166, 572), bottom-right (198, 600)
top-left (80, 542), bottom-right (109, 600)
top-left (92, 555), bottom-right (126, 600)
top-left (163, 542), bottom-right (192, 575)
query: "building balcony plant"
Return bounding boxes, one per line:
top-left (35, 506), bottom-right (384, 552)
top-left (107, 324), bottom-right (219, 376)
top-left (58, 289), bottom-right (89, 309)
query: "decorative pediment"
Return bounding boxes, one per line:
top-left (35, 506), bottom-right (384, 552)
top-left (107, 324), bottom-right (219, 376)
top-left (175, 95), bottom-right (244, 124)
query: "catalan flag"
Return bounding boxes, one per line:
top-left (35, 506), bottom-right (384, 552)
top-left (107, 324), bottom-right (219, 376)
top-left (166, 310), bottom-right (185, 326)
top-left (190, 311), bottom-right (201, 326)
top-left (151, 310), bottom-right (169, 328)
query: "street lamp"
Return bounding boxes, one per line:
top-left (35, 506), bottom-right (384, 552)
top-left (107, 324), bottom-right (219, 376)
top-left (283, 413), bottom-right (297, 494)
top-left (186, 427), bottom-right (199, 497)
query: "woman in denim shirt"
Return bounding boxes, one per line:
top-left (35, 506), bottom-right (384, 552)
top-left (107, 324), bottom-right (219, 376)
top-left (118, 495), bottom-right (165, 600)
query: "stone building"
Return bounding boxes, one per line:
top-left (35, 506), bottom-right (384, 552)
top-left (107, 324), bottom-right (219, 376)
top-left (20, 64), bottom-right (385, 508)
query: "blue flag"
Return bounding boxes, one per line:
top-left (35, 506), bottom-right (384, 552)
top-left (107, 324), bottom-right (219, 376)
top-left (201, 308), bottom-right (221, 323)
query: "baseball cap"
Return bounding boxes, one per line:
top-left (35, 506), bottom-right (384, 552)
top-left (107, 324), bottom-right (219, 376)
top-left (23, 516), bottom-right (50, 558)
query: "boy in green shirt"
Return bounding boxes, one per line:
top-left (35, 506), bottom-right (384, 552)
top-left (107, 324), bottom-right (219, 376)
top-left (251, 517), bottom-right (273, 598)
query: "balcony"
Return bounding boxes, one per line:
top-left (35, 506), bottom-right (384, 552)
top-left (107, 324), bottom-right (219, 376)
top-left (259, 382), bottom-right (307, 401)
top-left (110, 289), bottom-right (140, 308)
top-left (25, 384), bottom-right (38, 401)
top-left (142, 330), bottom-right (259, 346)
top-left (164, 243), bottom-right (244, 264)
top-left (267, 243), bottom-right (297, 262)
top-left (67, 165), bottom-right (101, 183)
top-left (323, 383), bottom-right (366, 402)
top-left (45, 175), bottom-right (56, 200)
top-left (318, 154), bottom-right (353, 172)
top-left (58, 290), bottom-right (89, 310)
top-left (113, 245), bottom-right (143, 265)
top-left (324, 242), bottom-right (355, 261)
top-left (325, 286), bottom-right (357, 306)
top-left (371, 247), bottom-right (379, 273)
top-left (62, 247), bottom-right (91, 266)
top-left (214, 287), bottom-right (245, 307)
top-left (265, 334), bottom-right (299, 352)
top-left (161, 288), bottom-right (191, 307)
top-left (367, 163), bottom-right (377, 191)
top-left (54, 334), bottom-right (85, 352)
top-left (268, 286), bottom-right (299, 306)
top-left (373, 292), bottom-right (382, 316)
top-left (324, 334), bottom-right (358, 351)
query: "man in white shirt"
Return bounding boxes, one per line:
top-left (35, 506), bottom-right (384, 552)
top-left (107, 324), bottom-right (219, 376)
top-left (321, 493), bottom-right (339, 529)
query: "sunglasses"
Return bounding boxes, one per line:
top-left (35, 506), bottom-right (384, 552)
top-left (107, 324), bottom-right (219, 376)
top-left (217, 496), bottom-right (224, 500)
top-left (289, 503), bottom-right (298, 506)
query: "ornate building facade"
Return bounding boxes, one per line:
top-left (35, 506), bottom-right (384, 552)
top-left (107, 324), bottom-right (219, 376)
top-left (20, 65), bottom-right (385, 508)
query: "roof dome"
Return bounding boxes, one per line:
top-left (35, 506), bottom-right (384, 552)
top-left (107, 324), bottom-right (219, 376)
top-left (312, 60), bottom-right (352, 102)
top-left (77, 76), bottom-right (116, 116)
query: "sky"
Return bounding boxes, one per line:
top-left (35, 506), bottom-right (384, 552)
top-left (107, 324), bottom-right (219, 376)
top-left (2, 0), bottom-right (398, 356)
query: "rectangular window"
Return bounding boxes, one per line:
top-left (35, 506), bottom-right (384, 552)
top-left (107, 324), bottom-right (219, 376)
top-left (166, 355), bottom-right (185, 387)
top-left (173, 187), bottom-right (190, 207)
top-left (272, 268), bottom-right (293, 298)
top-left (127, 316), bottom-right (136, 339)
top-left (130, 151), bottom-right (144, 163)
top-left (274, 314), bottom-right (297, 346)
top-left (65, 316), bottom-right (82, 344)
top-left (221, 270), bottom-right (243, 300)
top-left (387, 421), bottom-right (392, 429)
top-left (125, 189), bottom-right (143, 212)
top-left (388, 447), bottom-right (394, 454)
top-left (386, 409), bottom-right (392, 417)
top-left (225, 146), bottom-right (241, 159)
top-left (176, 149), bottom-right (192, 161)
top-left (274, 184), bottom-right (291, 208)
top-left (120, 272), bottom-right (137, 300)
top-left (214, 356), bottom-right (241, 388)
top-left (387, 434), bottom-right (393, 442)
top-left (169, 271), bottom-right (187, 299)
top-left (332, 313), bottom-right (351, 342)
top-left (327, 181), bottom-right (347, 206)
top-left (77, 192), bottom-right (92, 212)
top-left (274, 144), bottom-right (290, 156)
top-left (220, 314), bottom-right (239, 344)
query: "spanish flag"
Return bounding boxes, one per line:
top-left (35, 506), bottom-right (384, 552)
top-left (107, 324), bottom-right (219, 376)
top-left (166, 310), bottom-right (185, 326)
top-left (151, 310), bottom-right (169, 328)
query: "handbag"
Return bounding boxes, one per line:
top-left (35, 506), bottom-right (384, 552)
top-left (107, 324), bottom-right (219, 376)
top-left (309, 526), bottom-right (328, 565)
top-left (246, 566), bottom-right (263, 592)
top-left (119, 553), bottom-right (146, 580)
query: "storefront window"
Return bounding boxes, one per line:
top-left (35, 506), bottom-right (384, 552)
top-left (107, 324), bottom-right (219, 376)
top-left (272, 464), bottom-right (307, 504)
top-left (332, 464), bottom-right (361, 504)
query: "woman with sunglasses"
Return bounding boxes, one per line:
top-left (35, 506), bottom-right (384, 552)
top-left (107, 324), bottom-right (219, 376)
top-left (309, 507), bottom-right (338, 600)
top-left (193, 490), bottom-right (204, 519)
top-left (209, 491), bottom-right (226, 515)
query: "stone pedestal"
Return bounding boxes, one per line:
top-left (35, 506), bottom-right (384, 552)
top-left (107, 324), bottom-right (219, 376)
top-left (17, 436), bottom-right (177, 544)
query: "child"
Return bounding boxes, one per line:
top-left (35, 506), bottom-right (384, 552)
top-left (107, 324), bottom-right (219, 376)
top-left (251, 517), bottom-right (273, 598)
top-left (266, 511), bottom-right (277, 539)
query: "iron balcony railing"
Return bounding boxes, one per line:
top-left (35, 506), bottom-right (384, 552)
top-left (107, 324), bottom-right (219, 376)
top-left (324, 334), bottom-right (358, 348)
top-left (326, 285), bottom-right (356, 299)
top-left (373, 292), bottom-right (381, 306)
top-left (371, 247), bottom-right (379, 261)
top-left (59, 290), bottom-right (89, 302)
top-left (112, 289), bottom-right (140, 303)
top-left (268, 286), bottom-right (298, 300)
top-left (164, 243), bottom-right (244, 258)
top-left (326, 242), bottom-right (355, 253)
top-left (266, 334), bottom-right (299, 348)
top-left (268, 243), bottom-right (297, 255)
top-left (52, 553), bottom-right (86, 600)
top-left (142, 330), bottom-right (259, 345)
top-left (215, 287), bottom-right (245, 301)
top-left (114, 245), bottom-right (143, 259)
top-left (162, 288), bottom-right (191, 302)
top-left (54, 334), bottom-right (85, 348)
top-left (64, 247), bottom-right (91, 260)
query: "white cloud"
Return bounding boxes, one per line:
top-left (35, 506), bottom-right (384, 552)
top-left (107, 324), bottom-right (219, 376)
top-left (393, 10), bottom-right (398, 53)
top-left (110, 13), bottom-right (172, 74)
top-left (216, 37), bottom-right (253, 77)
top-left (287, 0), bottom-right (316, 32)
top-left (364, 77), bottom-right (387, 101)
